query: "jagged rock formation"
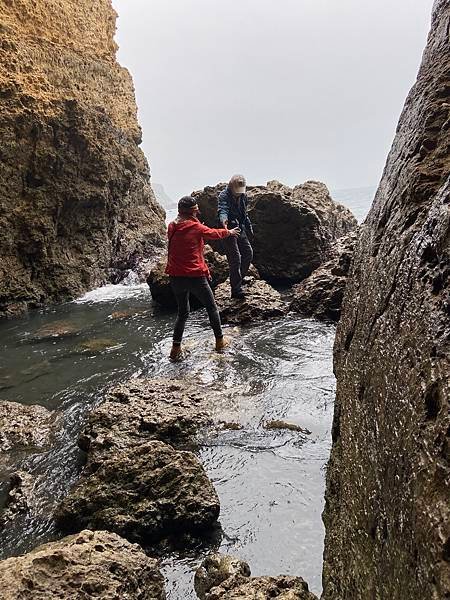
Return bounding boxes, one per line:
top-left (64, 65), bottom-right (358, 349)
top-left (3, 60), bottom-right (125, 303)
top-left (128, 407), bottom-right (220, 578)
top-left (322, 2), bottom-right (450, 599)
top-left (194, 553), bottom-right (317, 600)
top-left (290, 231), bottom-right (358, 322)
top-left (193, 180), bottom-right (357, 282)
top-left (56, 378), bottom-right (220, 546)
top-left (0, 529), bottom-right (166, 599)
top-left (0, 472), bottom-right (34, 528)
top-left (0, 0), bottom-right (165, 318)
top-left (214, 278), bottom-right (287, 325)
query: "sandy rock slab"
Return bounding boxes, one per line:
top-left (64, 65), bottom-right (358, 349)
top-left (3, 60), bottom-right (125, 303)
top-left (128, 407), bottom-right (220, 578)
top-left (195, 553), bottom-right (317, 599)
top-left (290, 231), bottom-right (358, 322)
top-left (56, 440), bottom-right (220, 546)
top-left (0, 529), bottom-right (166, 599)
top-left (214, 278), bottom-right (287, 324)
top-left (0, 401), bottom-right (54, 471)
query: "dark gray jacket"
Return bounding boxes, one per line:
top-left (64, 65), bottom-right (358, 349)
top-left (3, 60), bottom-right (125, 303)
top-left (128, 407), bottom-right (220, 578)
top-left (217, 187), bottom-right (253, 234)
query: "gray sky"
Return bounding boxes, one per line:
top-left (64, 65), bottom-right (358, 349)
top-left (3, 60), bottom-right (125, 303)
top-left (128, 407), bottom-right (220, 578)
top-left (112, 0), bottom-right (434, 201)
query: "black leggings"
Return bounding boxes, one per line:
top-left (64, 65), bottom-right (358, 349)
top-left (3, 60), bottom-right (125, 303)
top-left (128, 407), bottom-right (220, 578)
top-left (169, 276), bottom-right (223, 344)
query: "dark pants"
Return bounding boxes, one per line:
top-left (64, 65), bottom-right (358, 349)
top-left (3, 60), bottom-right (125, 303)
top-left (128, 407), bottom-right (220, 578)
top-left (223, 232), bottom-right (253, 294)
top-left (169, 276), bottom-right (223, 344)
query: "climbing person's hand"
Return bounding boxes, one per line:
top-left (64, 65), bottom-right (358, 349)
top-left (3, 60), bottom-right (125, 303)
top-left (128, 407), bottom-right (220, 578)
top-left (228, 227), bottom-right (240, 238)
top-left (222, 220), bottom-right (228, 229)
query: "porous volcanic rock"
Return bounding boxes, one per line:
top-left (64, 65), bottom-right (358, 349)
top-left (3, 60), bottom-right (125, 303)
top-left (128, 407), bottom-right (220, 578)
top-left (194, 553), bottom-right (317, 600)
top-left (214, 278), bottom-right (287, 325)
top-left (78, 377), bottom-right (214, 462)
top-left (56, 440), bottom-right (220, 545)
top-left (193, 180), bottom-right (357, 282)
top-left (0, 401), bottom-right (54, 469)
top-left (147, 246), bottom-right (229, 309)
top-left (57, 378), bottom-right (220, 545)
top-left (322, 2), bottom-right (450, 599)
top-left (290, 231), bottom-right (358, 322)
top-left (0, 1), bottom-right (165, 317)
top-left (0, 529), bottom-right (166, 599)
top-left (195, 553), bottom-right (251, 599)
top-left (0, 471), bottom-right (34, 528)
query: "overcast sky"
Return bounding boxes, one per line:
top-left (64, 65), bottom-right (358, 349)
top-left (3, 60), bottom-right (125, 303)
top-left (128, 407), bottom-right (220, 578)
top-left (112, 0), bottom-right (434, 201)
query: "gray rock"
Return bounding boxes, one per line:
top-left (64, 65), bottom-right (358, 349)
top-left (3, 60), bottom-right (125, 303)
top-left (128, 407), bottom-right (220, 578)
top-left (0, 471), bottom-right (34, 528)
top-left (0, 529), bottom-right (166, 599)
top-left (322, 2), bottom-right (450, 599)
top-left (193, 180), bottom-right (357, 283)
top-left (214, 278), bottom-right (287, 325)
top-left (195, 554), bottom-right (251, 599)
top-left (290, 231), bottom-right (358, 322)
top-left (56, 440), bottom-right (220, 546)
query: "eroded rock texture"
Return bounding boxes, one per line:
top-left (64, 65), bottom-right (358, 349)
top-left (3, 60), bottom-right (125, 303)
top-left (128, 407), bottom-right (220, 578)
top-left (323, 2), bottom-right (450, 599)
top-left (0, 0), bottom-right (165, 318)
top-left (193, 180), bottom-right (356, 282)
top-left (0, 529), bottom-right (166, 599)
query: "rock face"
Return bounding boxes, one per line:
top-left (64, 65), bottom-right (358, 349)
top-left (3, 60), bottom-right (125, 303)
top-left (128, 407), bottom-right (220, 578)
top-left (214, 278), bottom-right (287, 325)
top-left (0, 529), bottom-right (166, 599)
top-left (322, 3), bottom-right (450, 599)
top-left (0, 1), bottom-right (165, 318)
top-left (193, 180), bottom-right (357, 282)
top-left (290, 231), bottom-right (358, 322)
top-left (147, 246), bottom-right (229, 309)
top-left (57, 378), bottom-right (220, 546)
top-left (194, 554), bottom-right (317, 600)
top-left (0, 471), bottom-right (35, 528)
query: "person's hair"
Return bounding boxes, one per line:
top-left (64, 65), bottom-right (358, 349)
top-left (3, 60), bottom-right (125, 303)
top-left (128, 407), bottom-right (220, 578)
top-left (229, 174), bottom-right (246, 189)
top-left (178, 196), bottom-right (198, 215)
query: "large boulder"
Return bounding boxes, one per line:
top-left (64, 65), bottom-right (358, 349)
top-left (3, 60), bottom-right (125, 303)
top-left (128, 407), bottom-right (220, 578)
top-left (147, 245), bottom-right (230, 309)
top-left (193, 180), bottom-right (357, 282)
top-left (214, 278), bottom-right (287, 325)
top-left (322, 3), bottom-right (450, 599)
top-left (0, 529), bottom-right (166, 599)
top-left (290, 231), bottom-right (358, 322)
top-left (194, 554), bottom-right (317, 600)
top-left (0, 1), bottom-right (165, 317)
top-left (56, 440), bottom-right (220, 546)
top-left (56, 378), bottom-right (220, 546)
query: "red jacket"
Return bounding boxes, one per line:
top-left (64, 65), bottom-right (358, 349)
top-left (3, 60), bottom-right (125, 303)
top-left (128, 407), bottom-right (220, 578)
top-left (165, 218), bottom-right (230, 277)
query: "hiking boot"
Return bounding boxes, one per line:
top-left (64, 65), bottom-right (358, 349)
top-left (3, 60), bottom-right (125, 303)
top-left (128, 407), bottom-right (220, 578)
top-left (169, 344), bottom-right (183, 361)
top-left (231, 291), bottom-right (246, 300)
top-left (215, 336), bottom-right (230, 353)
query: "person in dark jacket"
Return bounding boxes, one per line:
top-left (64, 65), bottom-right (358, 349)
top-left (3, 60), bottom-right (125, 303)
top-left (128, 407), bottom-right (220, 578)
top-left (218, 174), bottom-right (254, 299)
top-left (166, 196), bottom-right (240, 361)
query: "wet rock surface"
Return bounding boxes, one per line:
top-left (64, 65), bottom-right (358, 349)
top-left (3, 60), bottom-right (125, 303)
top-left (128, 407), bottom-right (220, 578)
top-left (57, 378), bottom-right (220, 546)
top-left (0, 529), bottom-right (166, 599)
top-left (0, 0), bottom-right (165, 318)
top-left (195, 554), bottom-right (317, 600)
top-left (56, 440), bottom-right (220, 546)
top-left (193, 180), bottom-right (357, 282)
top-left (0, 401), bottom-right (54, 469)
top-left (290, 231), bottom-right (358, 322)
top-left (0, 472), bottom-right (35, 528)
top-left (323, 3), bottom-right (450, 599)
top-left (214, 278), bottom-right (287, 325)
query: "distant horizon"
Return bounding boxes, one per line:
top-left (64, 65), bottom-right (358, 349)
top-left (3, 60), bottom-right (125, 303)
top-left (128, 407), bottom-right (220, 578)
top-left (113, 0), bottom-right (433, 200)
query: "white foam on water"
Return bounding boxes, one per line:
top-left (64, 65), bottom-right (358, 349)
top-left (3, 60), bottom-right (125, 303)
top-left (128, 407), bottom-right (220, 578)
top-left (74, 282), bottom-right (150, 304)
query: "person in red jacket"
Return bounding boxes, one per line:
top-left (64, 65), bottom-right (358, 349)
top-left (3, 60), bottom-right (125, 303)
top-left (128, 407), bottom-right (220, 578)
top-left (166, 196), bottom-right (240, 361)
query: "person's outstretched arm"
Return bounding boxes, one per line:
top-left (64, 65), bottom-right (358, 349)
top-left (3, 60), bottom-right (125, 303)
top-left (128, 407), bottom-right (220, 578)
top-left (196, 222), bottom-right (239, 240)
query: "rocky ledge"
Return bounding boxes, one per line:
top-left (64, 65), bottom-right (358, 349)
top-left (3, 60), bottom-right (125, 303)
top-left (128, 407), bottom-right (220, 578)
top-left (194, 553), bottom-right (317, 599)
top-left (0, 529), bottom-right (166, 599)
top-left (290, 231), bottom-right (358, 322)
top-left (193, 180), bottom-right (357, 283)
top-left (56, 378), bottom-right (220, 547)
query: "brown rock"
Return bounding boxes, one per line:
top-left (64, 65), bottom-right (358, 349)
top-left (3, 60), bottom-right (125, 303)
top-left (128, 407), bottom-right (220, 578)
top-left (195, 553), bottom-right (251, 599)
top-left (193, 181), bottom-right (357, 282)
top-left (322, 3), bottom-right (450, 599)
top-left (0, 529), bottom-right (166, 599)
top-left (0, 1), bottom-right (165, 318)
top-left (290, 231), bottom-right (358, 322)
top-left (264, 420), bottom-right (311, 435)
top-left (0, 471), bottom-right (34, 528)
top-left (214, 278), bottom-right (287, 325)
